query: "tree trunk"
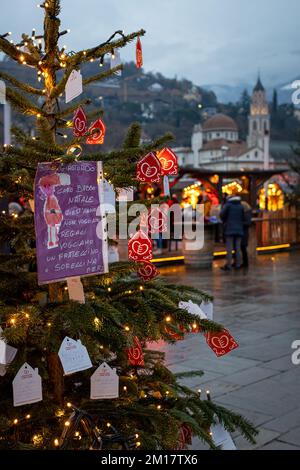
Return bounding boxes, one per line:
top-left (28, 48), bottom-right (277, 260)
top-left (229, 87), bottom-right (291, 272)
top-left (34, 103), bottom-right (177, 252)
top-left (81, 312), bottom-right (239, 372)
top-left (47, 352), bottom-right (64, 405)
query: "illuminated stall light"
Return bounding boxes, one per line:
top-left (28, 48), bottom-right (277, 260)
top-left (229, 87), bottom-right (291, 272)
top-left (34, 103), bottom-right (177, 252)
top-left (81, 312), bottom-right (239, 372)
top-left (222, 181), bottom-right (243, 195)
top-left (258, 183), bottom-right (284, 211)
top-left (182, 182), bottom-right (202, 209)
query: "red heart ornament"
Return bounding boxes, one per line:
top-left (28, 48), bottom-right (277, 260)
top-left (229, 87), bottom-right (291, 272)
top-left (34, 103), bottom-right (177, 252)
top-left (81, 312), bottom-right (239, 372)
top-left (73, 106), bottom-right (88, 137)
top-left (128, 230), bottom-right (153, 261)
top-left (205, 329), bottom-right (239, 357)
top-left (136, 36), bottom-right (143, 69)
top-left (138, 261), bottom-right (159, 281)
top-left (136, 152), bottom-right (161, 183)
top-left (164, 324), bottom-right (184, 341)
top-left (140, 204), bottom-right (169, 235)
top-left (175, 424), bottom-right (192, 450)
top-left (127, 336), bottom-right (145, 367)
top-left (157, 148), bottom-right (178, 176)
top-left (86, 118), bottom-right (106, 144)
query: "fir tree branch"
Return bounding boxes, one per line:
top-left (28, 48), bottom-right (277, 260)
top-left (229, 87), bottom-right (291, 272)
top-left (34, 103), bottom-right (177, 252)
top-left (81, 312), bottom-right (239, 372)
top-left (0, 71), bottom-right (45, 96)
top-left (83, 65), bottom-right (123, 86)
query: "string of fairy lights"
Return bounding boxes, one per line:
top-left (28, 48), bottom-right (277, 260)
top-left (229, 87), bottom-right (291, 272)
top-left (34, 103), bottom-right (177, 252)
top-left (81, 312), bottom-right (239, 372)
top-left (3, 281), bottom-right (209, 448)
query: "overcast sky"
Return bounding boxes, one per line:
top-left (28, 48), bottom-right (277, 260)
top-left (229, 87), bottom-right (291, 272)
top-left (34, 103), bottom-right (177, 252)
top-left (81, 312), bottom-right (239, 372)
top-left (0, 0), bottom-right (299, 87)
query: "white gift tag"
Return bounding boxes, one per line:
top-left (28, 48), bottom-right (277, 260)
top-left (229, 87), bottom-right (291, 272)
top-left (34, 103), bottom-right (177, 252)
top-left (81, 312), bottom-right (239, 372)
top-left (0, 327), bottom-right (18, 365)
top-left (58, 337), bottom-right (92, 375)
top-left (13, 363), bottom-right (42, 407)
top-left (163, 175), bottom-right (170, 196)
top-left (110, 49), bottom-right (122, 75)
top-left (65, 70), bottom-right (83, 103)
top-left (67, 277), bottom-right (85, 304)
top-left (200, 300), bottom-right (213, 320)
top-left (179, 300), bottom-right (207, 319)
top-left (108, 245), bottom-right (119, 264)
top-left (100, 179), bottom-right (116, 213)
top-left (116, 187), bottom-right (134, 202)
top-left (211, 422), bottom-right (236, 450)
top-left (90, 362), bottom-right (119, 399)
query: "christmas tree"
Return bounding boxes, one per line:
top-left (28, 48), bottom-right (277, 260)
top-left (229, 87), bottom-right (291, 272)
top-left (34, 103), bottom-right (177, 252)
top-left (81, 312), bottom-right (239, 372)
top-left (0, 0), bottom-right (257, 450)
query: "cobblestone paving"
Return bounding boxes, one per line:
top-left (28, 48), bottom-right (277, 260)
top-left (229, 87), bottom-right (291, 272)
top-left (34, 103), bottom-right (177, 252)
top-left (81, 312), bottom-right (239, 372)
top-left (158, 252), bottom-right (300, 450)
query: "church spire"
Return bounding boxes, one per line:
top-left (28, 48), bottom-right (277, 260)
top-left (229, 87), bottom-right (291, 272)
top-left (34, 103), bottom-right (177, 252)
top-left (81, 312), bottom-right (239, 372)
top-left (254, 74), bottom-right (265, 92)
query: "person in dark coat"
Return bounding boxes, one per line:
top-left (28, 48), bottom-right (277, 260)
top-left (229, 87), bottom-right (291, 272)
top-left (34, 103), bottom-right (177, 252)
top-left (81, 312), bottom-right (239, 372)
top-left (240, 200), bottom-right (252, 268)
top-left (220, 194), bottom-right (245, 270)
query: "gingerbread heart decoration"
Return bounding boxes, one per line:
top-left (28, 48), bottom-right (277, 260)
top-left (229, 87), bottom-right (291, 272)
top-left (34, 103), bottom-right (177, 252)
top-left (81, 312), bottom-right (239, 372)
top-left (157, 148), bottom-right (178, 176)
top-left (205, 329), bottom-right (239, 357)
top-left (164, 324), bottom-right (184, 341)
top-left (86, 118), bottom-right (106, 144)
top-left (148, 204), bottom-right (168, 234)
top-left (175, 424), bottom-right (192, 450)
top-left (73, 106), bottom-right (88, 137)
top-left (136, 152), bottom-right (161, 183)
top-left (128, 230), bottom-right (153, 261)
top-left (137, 261), bottom-right (159, 281)
top-left (140, 204), bottom-right (168, 235)
top-left (127, 336), bottom-right (145, 367)
top-left (136, 36), bottom-right (143, 69)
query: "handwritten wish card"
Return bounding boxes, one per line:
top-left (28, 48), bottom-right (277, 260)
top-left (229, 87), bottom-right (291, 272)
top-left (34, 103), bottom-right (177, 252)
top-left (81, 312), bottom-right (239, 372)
top-left (100, 179), bottom-right (116, 214)
top-left (65, 70), bottom-right (83, 103)
top-left (0, 327), bottom-right (18, 365)
top-left (211, 422), bottom-right (237, 450)
top-left (90, 362), bottom-right (119, 399)
top-left (58, 336), bottom-right (92, 375)
top-left (116, 187), bottom-right (134, 202)
top-left (34, 161), bottom-right (108, 284)
top-left (13, 363), bottom-right (42, 407)
top-left (200, 300), bottom-right (214, 320)
top-left (179, 300), bottom-right (207, 319)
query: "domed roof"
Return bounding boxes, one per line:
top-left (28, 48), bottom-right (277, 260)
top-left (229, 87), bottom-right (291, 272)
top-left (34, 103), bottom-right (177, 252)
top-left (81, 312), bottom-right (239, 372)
top-left (203, 113), bottom-right (238, 132)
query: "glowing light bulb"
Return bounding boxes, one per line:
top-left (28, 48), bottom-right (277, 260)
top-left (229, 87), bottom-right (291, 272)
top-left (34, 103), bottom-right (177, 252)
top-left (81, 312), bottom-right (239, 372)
top-left (64, 421), bottom-right (70, 427)
top-left (165, 316), bottom-right (171, 323)
top-left (106, 422), bottom-right (111, 428)
top-left (54, 438), bottom-right (59, 447)
top-left (26, 414), bottom-right (31, 419)
top-left (123, 386), bottom-right (127, 391)
top-left (10, 318), bottom-right (16, 325)
top-left (66, 402), bottom-right (72, 408)
top-left (13, 419), bottom-right (18, 425)
top-left (139, 286), bottom-right (144, 291)
top-left (37, 113), bottom-right (41, 118)
top-left (124, 326), bottom-right (130, 332)
top-left (136, 441), bottom-right (141, 447)
top-left (107, 287), bottom-right (112, 292)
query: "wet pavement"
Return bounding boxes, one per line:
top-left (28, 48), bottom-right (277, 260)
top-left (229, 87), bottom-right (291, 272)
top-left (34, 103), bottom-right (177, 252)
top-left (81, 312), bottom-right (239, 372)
top-left (159, 251), bottom-right (300, 450)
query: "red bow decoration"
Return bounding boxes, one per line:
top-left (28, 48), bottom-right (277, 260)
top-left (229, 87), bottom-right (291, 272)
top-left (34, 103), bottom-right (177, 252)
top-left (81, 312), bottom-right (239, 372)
top-left (128, 230), bottom-right (153, 261)
top-left (136, 152), bottom-right (161, 183)
top-left (140, 204), bottom-right (169, 235)
top-left (73, 106), bottom-right (88, 137)
top-left (137, 261), bottom-right (159, 281)
top-left (157, 147), bottom-right (178, 176)
top-left (86, 118), bottom-right (106, 144)
top-left (127, 336), bottom-right (145, 367)
top-left (136, 36), bottom-right (143, 69)
top-left (205, 328), bottom-right (239, 357)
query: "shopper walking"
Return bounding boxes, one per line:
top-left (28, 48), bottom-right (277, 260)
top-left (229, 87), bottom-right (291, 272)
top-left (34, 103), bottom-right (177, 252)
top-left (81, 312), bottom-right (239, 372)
top-left (220, 193), bottom-right (245, 271)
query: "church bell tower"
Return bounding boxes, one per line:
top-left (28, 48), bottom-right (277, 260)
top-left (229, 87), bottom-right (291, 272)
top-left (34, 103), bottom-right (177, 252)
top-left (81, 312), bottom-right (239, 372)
top-left (248, 75), bottom-right (270, 150)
